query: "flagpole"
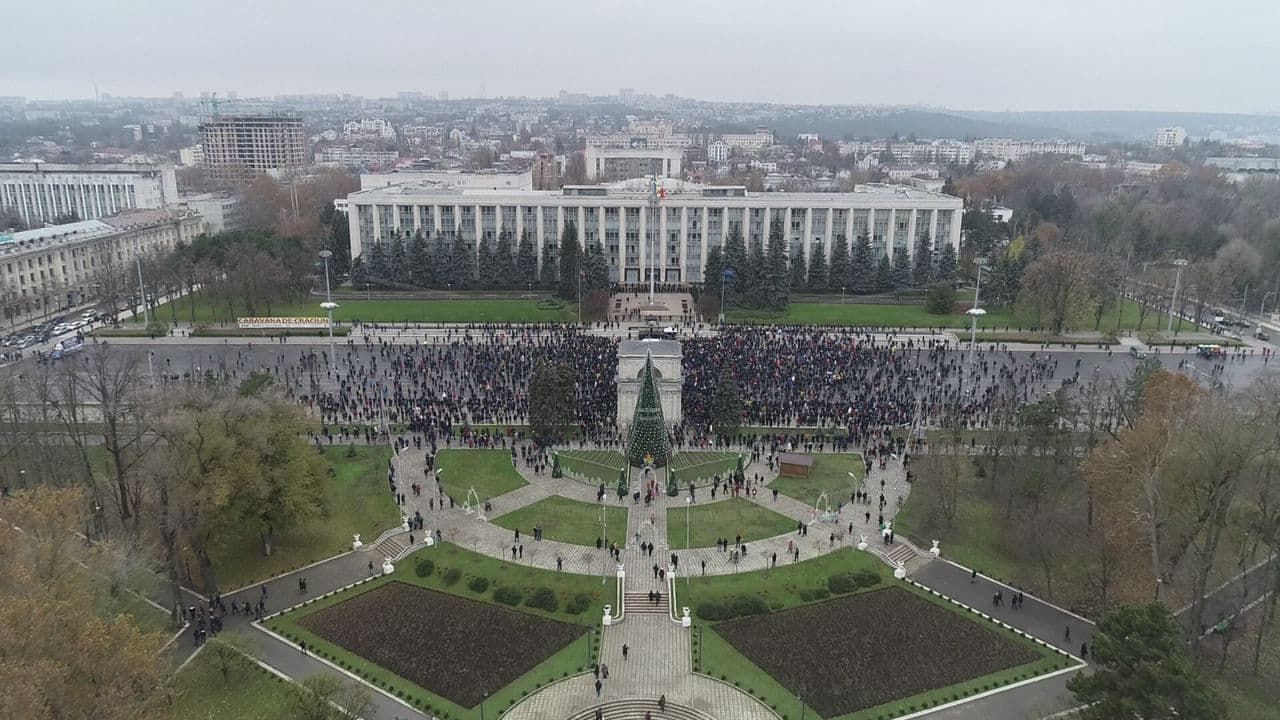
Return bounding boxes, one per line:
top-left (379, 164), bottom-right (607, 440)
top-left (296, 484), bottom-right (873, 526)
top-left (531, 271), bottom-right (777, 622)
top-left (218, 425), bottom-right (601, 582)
top-left (649, 175), bottom-right (658, 305)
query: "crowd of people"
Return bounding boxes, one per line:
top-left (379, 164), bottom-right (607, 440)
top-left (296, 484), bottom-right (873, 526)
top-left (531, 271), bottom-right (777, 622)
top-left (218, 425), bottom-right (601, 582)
top-left (143, 324), bottom-right (1070, 454)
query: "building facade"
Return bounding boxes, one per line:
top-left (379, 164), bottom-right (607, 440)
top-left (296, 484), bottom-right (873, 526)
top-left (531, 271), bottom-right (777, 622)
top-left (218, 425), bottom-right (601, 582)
top-left (0, 162), bottom-right (178, 228)
top-left (583, 146), bottom-right (684, 182)
top-left (314, 147), bottom-right (399, 168)
top-left (179, 192), bottom-right (243, 234)
top-left (345, 180), bottom-right (961, 285)
top-left (0, 208), bottom-right (201, 317)
top-left (199, 115), bottom-right (307, 184)
top-left (973, 138), bottom-right (1085, 161)
top-left (707, 140), bottom-right (730, 163)
top-left (1153, 126), bottom-right (1187, 148)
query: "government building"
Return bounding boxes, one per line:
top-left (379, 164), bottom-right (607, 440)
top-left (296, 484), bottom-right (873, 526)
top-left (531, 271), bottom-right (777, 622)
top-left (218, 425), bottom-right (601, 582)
top-left (0, 161), bottom-right (179, 227)
top-left (344, 178), bottom-right (962, 284)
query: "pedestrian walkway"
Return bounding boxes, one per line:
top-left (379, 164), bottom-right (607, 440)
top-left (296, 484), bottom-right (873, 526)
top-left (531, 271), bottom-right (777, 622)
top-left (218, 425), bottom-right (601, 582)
top-left (154, 444), bottom-right (1096, 720)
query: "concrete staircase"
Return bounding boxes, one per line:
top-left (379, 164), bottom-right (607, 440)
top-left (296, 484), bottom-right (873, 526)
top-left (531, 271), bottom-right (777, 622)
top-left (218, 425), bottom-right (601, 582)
top-left (624, 591), bottom-right (669, 615)
top-left (565, 698), bottom-right (717, 720)
top-left (373, 533), bottom-right (412, 562)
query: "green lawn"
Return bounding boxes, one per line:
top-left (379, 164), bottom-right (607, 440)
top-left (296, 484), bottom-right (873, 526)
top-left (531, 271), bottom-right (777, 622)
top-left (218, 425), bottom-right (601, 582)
top-left (893, 474), bottom-right (1025, 586)
top-left (142, 291), bottom-right (576, 324)
top-left (681, 549), bottom-right (1064, 720)
top-left (491, 496), bottom-right (628, 547)
top-left (208, 446), bottom-right (400, 590)
top-left (728, 298), bottom-right (1198, 332)
top-left (268, 543), bottom-right (611, 720)
top-left (768, 453), bottom-right (864, 506)
top-left (106, 590), bottom-right (175, 635)
top-left (667, 497), bottom-right (796, 548)
top-left (556, 449), bottom-right (627, 484)
top-left (434, 449), bottom-right (528, 503)
top-left (159, 646), bottom-right (296, 720)
top-left (669, 450), bottom-right (742, 486)
top-left (1214, 606), bottom-right (1280, 720)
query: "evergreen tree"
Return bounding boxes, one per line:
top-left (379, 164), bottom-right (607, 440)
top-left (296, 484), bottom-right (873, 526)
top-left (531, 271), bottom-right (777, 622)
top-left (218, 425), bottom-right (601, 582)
top-left (1068, 604), bottom-right (1222, 720)
top-left (625, 355), bottom-right (671, 468)
top-left (789, 243), bottom-right (807, 291)
top-left (539, 235), bottom-right (558, 288)
top-left (476, 234), bottom-right (497, 288)
top-left (937, 242), bottom-right (958, 284)
top-left (723, 225), bottom-right (747, 301)
top-left (494, 231), bottom-right (517, 288)
top-left (449, 234), bottom-right (475, 289)
top-left (702, 246), bottom-right (725, 298)
top-left (744, 236), bottom-right (767, 309)
top-left (582, 243), bottom-right (609, 292)
top-left (320, 204), bottom-right (352, 276)
top-left (851, 231), bottom-right (874, 294)
top-left (891, 249), bottom-right (912, 296)
top-left (366, 241), bottom-right (387, 283)
top-left (807, 240), bottom-right (828, 291)
top-left (875, 254), bottom-right (894, 293)
top-left (828, 234), bottom-right (851, 293)
top-left (348, 256), bottom-right (366, 288)
top-left (431, 234), bottom-right (452, 289)
top-left (710, 367), bottom-right (742, 438)
top-left (409, 231), bottom-right (432, 288)
top-left (764, 222), bottom-right (791, 310)
top-left (388, 234), bottom-right (407, 284)
top-left (557, 221), bottom-right (581, 301)
top-left (516, 231), bottom-right (537, 288)
top-left (912, 235), bottom-right (934, 286)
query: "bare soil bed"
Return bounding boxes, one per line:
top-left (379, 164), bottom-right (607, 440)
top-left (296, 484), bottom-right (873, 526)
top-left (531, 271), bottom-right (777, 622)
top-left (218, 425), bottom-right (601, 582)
top-left (716, 585), bottom-right (1039, 716)
top-left (298, 581), bottom-right (585, 708)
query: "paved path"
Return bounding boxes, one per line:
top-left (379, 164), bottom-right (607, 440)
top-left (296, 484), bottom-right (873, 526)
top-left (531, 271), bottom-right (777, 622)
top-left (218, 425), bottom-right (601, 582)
top-left (156, 445), bottom-right (1094, 720)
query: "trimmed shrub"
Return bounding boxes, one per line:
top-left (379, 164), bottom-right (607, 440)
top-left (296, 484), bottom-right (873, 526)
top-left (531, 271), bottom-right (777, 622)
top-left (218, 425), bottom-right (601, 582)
top-left (697, 595), bottom-right (768, 621)
top-left (467, 576), bottom-right (490, 593)
top-left (797, 587), bottom-right (831, 602)
top-left (441, 567), bottom-right (462, 585)
top-left (696, 601), bottom-right (728, 621)
top-left (494, 586), bottom-right (524, 605)
top-left (851, 568), bottom-right (882, 588)
top-left (828, 573), bottom-right (858, 594)
top-left (566, 592), bottom-right (592, 614)
top-left (414, 558), bottom-right (435, 578)
top-left (525, 587), bottom-right (559, 612)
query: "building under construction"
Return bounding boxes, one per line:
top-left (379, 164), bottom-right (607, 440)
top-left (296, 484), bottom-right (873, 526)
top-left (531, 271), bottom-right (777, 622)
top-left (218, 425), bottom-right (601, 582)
top-left (199, 114), bottom-right (306, 185)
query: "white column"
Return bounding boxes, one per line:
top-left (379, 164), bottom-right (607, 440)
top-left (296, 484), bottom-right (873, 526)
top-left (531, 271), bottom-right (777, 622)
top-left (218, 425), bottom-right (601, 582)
top-left (929, 209), bottom-right (939, 252)
top-left (637, 206), bottom-right (647, 284)
top-left (679, 207), bottom-right (689, 281)
top-left (801, 208), bottom-right (812, 259)
top-left (884, 209), bottom-right (896, 259)
top-left (906, 210), bottom-right (918, 259)
top-left (699, 206), bottom-right (709, 278)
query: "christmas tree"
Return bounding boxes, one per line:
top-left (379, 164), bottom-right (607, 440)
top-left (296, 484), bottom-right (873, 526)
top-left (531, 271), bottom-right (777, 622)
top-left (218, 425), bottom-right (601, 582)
top-left (626, 355), bottom-right (671, 468)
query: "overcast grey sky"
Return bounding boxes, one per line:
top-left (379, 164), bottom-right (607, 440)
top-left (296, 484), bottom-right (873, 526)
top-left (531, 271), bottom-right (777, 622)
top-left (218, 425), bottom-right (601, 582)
top-left (6, 0), bottom-right (1278, 113)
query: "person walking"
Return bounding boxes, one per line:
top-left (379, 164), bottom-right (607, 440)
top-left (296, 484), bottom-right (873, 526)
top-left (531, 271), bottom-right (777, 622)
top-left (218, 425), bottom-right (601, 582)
top-left (595, 678), bottom-right (603, 697)
top-left (622, 643), bottom-right (629, 661)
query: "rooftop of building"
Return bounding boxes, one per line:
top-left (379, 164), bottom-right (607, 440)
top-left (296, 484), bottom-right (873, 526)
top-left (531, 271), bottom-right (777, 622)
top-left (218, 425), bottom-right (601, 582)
top-left (348, 177), bottom-right (959, 204)
top-left (2, 219), bottom-right (115, 249)
top-left (0, 161), bottom-right (172, 173)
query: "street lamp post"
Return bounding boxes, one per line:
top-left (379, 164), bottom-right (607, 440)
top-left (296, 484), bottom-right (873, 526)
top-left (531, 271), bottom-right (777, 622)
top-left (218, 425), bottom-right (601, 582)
top-left (1167, 259), bottom-right (1188, 333)
top-left (1261, 291), bottom-right (1276, 318)
top-left (600, 499), bottom-right (608, 585)
top-left (578, 269), bottom-right (583, 326)
top-left (319, 250), bottom-right (337, 365)
top-left (841, 286), bottom-right (846, 304)
top-left (685, 496), bottom-right (691, 585)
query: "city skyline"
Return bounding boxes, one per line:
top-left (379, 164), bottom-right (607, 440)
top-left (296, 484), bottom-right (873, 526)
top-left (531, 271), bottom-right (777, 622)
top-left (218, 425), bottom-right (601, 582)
top-left (7, 0), bottom-right (1278, 114)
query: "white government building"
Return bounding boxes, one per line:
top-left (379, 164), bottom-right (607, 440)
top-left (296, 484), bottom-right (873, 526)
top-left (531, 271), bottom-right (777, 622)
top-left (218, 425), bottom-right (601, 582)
top-left (0, 161), bottom-right (179, 227)
top-left (345, 178), bottom-right (961, 284)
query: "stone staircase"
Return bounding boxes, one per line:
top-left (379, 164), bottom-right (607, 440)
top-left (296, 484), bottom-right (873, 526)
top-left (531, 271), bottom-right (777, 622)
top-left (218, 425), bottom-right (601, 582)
top-left (886, 543), bottom-right (917, 565)
top-left (565, 698), bottom-right (718, 720)
top-left (624, 591), bottom-right (669, 615)
top-left (373, 533), bottom-right (413, 562)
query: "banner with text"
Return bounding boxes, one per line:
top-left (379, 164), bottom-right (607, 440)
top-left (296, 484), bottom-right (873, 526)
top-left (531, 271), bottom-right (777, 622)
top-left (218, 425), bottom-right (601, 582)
top-left (237, 317), bottom-right (330, 330)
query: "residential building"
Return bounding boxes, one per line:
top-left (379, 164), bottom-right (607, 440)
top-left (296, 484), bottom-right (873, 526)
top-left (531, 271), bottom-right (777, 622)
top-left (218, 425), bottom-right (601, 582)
top-left (199, 115), bottom-right (307, 184)
top-left (345, 179), bottom-right (961, 284)
top-left (720, 127), bottom-right (774, 153)
top-left (179, 192), bottom-right (243, 234)
top-left (0, 207), bottom-right (201, 317)
top-left (584, 145), bottom-right (684, 182)
top-left (973, 138), bottom-right (1085, 161)
top-left (1153, 126), bottom-right (1187, 148)
top-left (178, 144), bottom-right (204, 167)
top-left (315, 147), bottom-right (399, 168)
top-left (0, 161), bottom-right (178, 227)
top-left (532, 152), bottom-right (560, 190)
top-left (707, 140), bottom-right (730, 163)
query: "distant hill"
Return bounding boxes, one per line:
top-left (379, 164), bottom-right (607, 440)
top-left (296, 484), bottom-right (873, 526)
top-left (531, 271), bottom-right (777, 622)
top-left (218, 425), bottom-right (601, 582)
top-left (949, 110), bottom-right (1280, 142)
top-left (769, 109), bottom-right (1066, 142)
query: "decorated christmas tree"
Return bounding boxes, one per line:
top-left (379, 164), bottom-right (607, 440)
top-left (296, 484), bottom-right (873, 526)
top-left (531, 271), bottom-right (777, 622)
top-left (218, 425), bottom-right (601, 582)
top-left (626, 355), bottom-right (671, 468)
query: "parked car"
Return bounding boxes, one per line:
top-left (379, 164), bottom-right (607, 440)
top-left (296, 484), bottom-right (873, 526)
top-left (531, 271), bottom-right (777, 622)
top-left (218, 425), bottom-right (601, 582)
top-left (1129, 343), bottom-right (1150, 359)
top-left (1256, 328), bottom-right (1272, 342)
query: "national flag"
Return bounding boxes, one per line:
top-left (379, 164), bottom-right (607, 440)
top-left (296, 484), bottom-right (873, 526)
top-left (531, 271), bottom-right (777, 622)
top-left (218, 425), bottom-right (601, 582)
top-left (657, 188), bottom-right (667, 199)
top-left (723, 267), bottom-right (737, 280)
